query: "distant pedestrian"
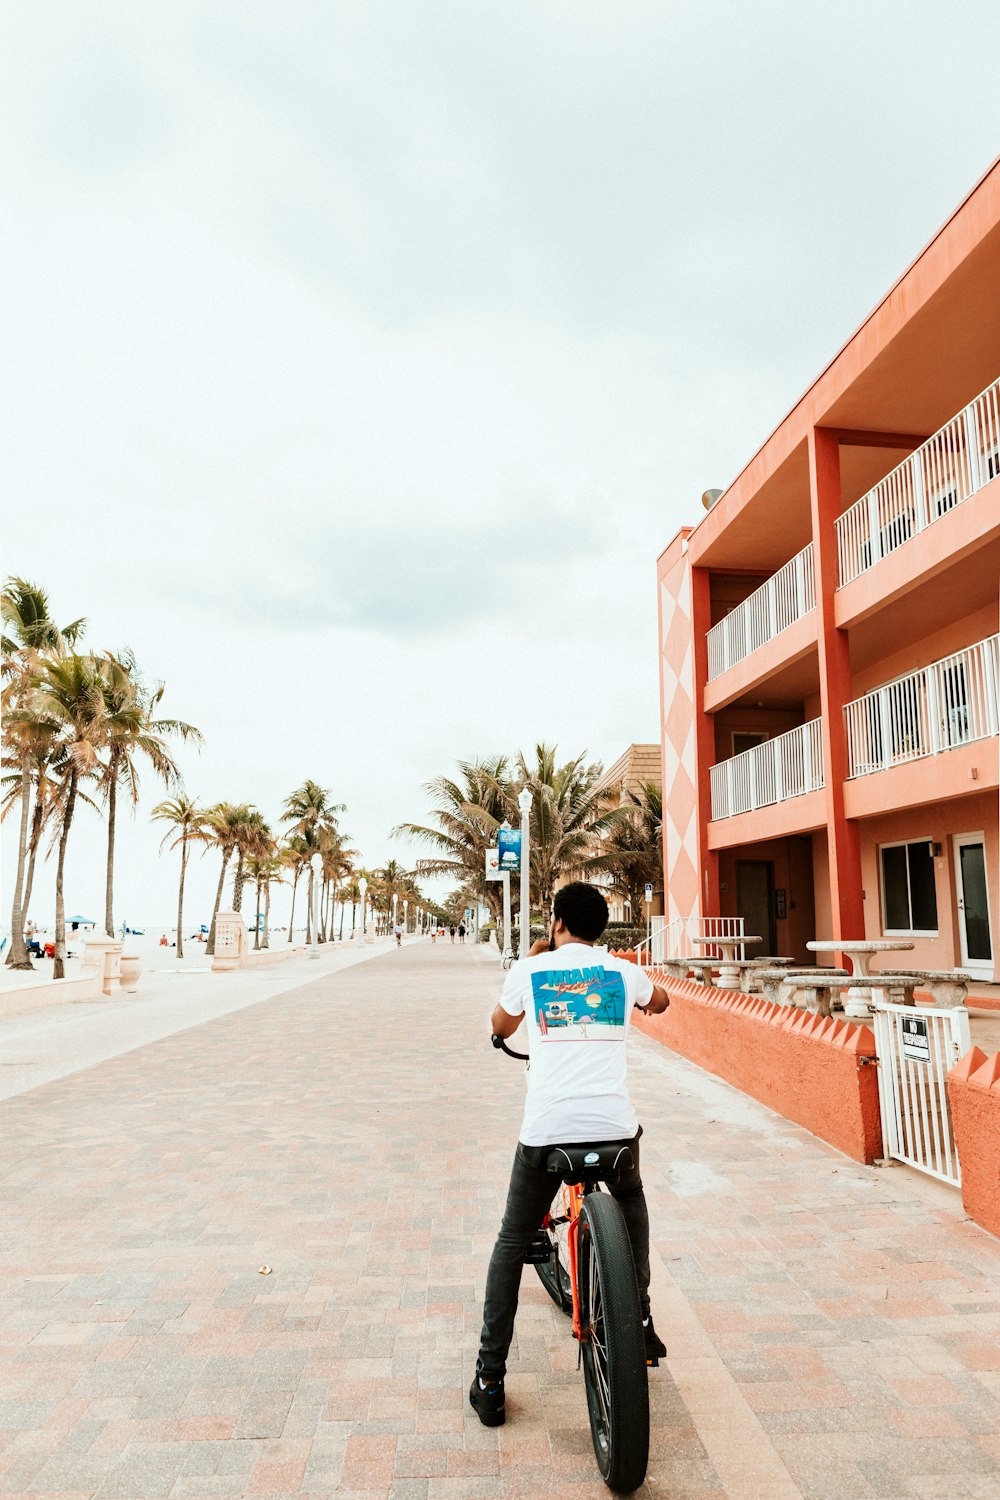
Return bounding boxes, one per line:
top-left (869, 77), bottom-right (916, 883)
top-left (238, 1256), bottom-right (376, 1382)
top-left (458, 923), bottom-right (466, 944)
top-left (449, 925), bottom-right (456, 943)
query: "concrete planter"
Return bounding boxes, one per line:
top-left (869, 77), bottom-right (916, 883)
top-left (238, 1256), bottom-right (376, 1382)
top-left (119, 954), bottom-right (142, 988)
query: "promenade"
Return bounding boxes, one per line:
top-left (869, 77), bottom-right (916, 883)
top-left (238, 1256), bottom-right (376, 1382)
top-left (1, 943), bottom-right (999, 1500)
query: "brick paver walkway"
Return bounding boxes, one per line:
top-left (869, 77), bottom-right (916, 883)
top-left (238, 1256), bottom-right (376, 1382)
top-left (1, 942), bottom-right (999, 1499)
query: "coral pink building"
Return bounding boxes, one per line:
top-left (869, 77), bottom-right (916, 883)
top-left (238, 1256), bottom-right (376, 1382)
top-left (658, 159), bottom-right (1000, 981)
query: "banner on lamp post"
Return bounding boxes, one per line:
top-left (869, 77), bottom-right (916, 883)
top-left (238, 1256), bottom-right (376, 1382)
top-left (498, 828), bottom-right (521, 874)
top-left (485, 847), bottom-right (504, 882)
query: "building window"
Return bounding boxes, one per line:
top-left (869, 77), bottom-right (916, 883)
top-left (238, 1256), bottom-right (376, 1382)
top-left (880, 840), bottom-right (938, 935)
top-left (732, 731), bottom-right (769, 757)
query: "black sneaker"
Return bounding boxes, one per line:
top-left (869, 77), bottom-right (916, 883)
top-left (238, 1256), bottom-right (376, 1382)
top-left (644, 1317), bottom-right (667, 1367)
top-left (469, 1373), bottom-right (505, 1426)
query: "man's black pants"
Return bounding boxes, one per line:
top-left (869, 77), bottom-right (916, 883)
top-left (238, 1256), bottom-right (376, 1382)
top-left (477, 1135), bottom-right (649, 1379)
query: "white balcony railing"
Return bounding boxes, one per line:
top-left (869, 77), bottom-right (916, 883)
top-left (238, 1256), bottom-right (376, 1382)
top-left (710, 718), bottom-right (825, 821)
top-left (845, 635), bottom-right (1000, 779)
top-left (707, 544), bottom-right (815, 681)
top-left (836, 377), bottom-right (1000, 587)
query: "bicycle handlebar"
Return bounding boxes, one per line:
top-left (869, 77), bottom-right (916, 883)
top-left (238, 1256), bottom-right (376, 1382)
top-left (492, 1033), bottom-right (529, 1062)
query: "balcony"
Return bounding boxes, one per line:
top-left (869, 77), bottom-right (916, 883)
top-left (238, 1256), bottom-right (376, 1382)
top-left (707, 544), bottom-right (815, 682)
top-left (844, 635), bottom-right (1000, 779)
top-left (836, 377), bottom-right (1000, 588)
top-left (710, 718), bottom-right (825, 821)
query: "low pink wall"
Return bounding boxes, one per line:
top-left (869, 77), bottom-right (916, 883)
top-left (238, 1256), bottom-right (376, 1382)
top-left (948, 1048), bottom-right (1000, 1239)
top-left (631, 970), bottom-right (883, 1164)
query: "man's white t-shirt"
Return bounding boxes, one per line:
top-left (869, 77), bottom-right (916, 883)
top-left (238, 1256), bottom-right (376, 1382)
top-left (498, 943), bottom-right (654, 1147)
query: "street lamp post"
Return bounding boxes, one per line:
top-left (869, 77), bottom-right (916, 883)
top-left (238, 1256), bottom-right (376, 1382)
top-left (500, 820), bottom-right (513, 963)
top-left (403, 898), bottom-right (408, 935)
top-left (359, 876), bottom-right (368, 943)
top-left (392, 892), bottom-right (398, 937)
top-left (308, 855), bottom-right (321, 960)
top-left (517, 788), bottom-right (532, 959)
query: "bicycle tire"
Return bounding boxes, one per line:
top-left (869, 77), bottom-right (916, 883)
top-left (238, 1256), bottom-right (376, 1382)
top-left (534, 1195), bottom-right (573, 1315)
top-left (577, 1192), bottom-right (649, 1493)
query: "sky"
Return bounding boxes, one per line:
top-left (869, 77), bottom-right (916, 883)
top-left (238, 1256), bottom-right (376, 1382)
top-left (3, 1), bottom-right (999, 930)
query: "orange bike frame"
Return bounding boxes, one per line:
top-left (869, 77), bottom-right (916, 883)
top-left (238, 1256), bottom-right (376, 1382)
top-left (556, 1181), bottom-right (587, 1341)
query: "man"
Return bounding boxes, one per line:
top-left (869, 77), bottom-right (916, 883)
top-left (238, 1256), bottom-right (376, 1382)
top-left (470, 881), bottom-right (670, 1427)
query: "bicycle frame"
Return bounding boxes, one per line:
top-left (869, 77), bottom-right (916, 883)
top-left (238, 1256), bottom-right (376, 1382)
top-left (549, 1181), bottom-right (589, 1342)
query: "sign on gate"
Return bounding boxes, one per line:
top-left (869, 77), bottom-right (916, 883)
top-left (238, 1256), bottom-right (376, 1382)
top-left (901, 1016), bottom-right (930, 1064)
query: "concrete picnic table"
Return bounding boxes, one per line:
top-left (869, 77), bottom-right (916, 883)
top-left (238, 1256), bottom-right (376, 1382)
top-left (806, 939), bottom-right (915, 1019)
top-left (691, 933), bottom-right (763, 988)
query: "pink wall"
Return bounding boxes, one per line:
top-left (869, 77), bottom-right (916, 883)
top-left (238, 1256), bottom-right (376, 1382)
top-left (636, 975), bottom-right (882, 1163)
top-left (713, 706), bottom-right (803, 762)
top-left (812, 828), bottom-right (833, 938)
top-left (857, 793), bottom-right (998, 975)
top-left (850, 602), bottom-right (998, 697)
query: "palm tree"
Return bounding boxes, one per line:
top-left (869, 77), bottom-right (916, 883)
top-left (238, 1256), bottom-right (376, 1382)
top-left (393, 756), bottom-right (512, 932)
top-left (318, 826), bottom-right (356, 942)
top-left (203, 802), bottom-right (252, 955)
top-left (246, 839), bottom-right (283, 949)
top-left (97, 650), bottom-right (202, 938)
top-left (340, 875), bottom-right (360, 938)
top-left (499, 744), bottom-right (622, 927)
top-left (230, 807), bottom-right (269, 915)
top-left (281, 835), bottom-right (310, 942)
top-left (151, 795), bottom-right (206, 959)
top-left (29, 653), bottom-right (108, 978)
top-left (2, 577), bottom-right (85, 969)
top-left (281, 781), bottom-right (344, 942)
top-left (582, 781), bottom-right (663, 922)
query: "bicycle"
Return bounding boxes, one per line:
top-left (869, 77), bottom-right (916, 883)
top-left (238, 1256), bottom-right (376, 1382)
top-left (492, 1034), bottom-right (651, 1493)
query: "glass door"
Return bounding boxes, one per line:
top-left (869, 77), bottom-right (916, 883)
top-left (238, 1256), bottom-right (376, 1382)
top-left (953, 834), bottom-right (994, 974)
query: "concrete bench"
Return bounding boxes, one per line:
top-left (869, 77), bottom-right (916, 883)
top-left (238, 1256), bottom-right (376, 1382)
top-left (791, 973), bottom-right (853, 1018)
top-left (739, 957), bottom-right (796, 993)
top-left (872, 970), bottom-right (973, 1007)
top-left (755, 968), bottom-right (849, 1014)
top-left (673, 957), bottom-right (719, 984)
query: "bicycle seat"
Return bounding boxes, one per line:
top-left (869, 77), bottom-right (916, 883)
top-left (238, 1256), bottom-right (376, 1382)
top-left (545, 1141), bottom-right (636, 1184)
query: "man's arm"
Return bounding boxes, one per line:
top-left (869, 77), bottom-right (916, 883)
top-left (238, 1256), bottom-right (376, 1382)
top-left (638, 983), bottom-right (670, 1015)
top-left (491, 1003), bottom-right (524, 1039)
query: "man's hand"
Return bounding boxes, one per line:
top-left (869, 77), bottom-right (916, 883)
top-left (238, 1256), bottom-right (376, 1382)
top-left (528, 936), bottom-right (550, 957)
top-left (639, 984), bottom-right (670, 1015)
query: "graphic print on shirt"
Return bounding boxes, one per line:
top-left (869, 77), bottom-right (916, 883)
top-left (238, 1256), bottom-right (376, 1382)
top-left (530, 965), bottom-right (627, 1042)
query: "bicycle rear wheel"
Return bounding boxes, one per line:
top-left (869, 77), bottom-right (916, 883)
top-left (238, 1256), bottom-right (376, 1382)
top-left (533, 1189), bottom-right (573, 1314)
top-left (577, 1192), bottom-right (649, 1493)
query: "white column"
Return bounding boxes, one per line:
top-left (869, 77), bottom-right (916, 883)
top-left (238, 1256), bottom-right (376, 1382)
top-left (502, 871), bottom-right (512, 961)
top-left (308, 856), bottom-right (321, 960)
top-left (518, 788), bottom-right (533, 959)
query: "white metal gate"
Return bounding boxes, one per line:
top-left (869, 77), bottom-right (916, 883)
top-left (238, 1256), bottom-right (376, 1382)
top-left (872, 1002), bottom-right (971, 1186)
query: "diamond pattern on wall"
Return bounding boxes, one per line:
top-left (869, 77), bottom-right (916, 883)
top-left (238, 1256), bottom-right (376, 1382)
top-left (659, 556), bottom-right (701, 926)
